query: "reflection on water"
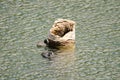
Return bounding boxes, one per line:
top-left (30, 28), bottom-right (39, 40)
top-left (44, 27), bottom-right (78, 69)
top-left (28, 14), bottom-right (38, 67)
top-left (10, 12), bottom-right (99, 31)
top-left (0, 0), bottom-right (120, 80)
top-left (19, 51), bottom-right (76, 80)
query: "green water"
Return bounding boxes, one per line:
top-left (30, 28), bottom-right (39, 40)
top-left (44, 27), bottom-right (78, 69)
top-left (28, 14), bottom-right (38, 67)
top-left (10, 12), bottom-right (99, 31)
top-left (0, 0), bottom-right (120, 80)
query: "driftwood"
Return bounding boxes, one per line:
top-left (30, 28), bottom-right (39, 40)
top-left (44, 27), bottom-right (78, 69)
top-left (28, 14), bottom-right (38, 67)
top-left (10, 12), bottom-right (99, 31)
top-left (44, 19), bottom-right (76, 49)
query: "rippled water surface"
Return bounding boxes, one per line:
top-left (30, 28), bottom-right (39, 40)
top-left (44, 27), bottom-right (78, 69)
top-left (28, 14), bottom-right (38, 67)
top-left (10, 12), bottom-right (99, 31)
top-left (0, 0), bottom-right (120, 80)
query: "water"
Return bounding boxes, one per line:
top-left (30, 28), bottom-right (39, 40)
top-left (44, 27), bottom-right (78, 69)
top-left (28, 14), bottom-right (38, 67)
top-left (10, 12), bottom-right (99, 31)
top-left (0, 0), bottom-right (120, 80)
